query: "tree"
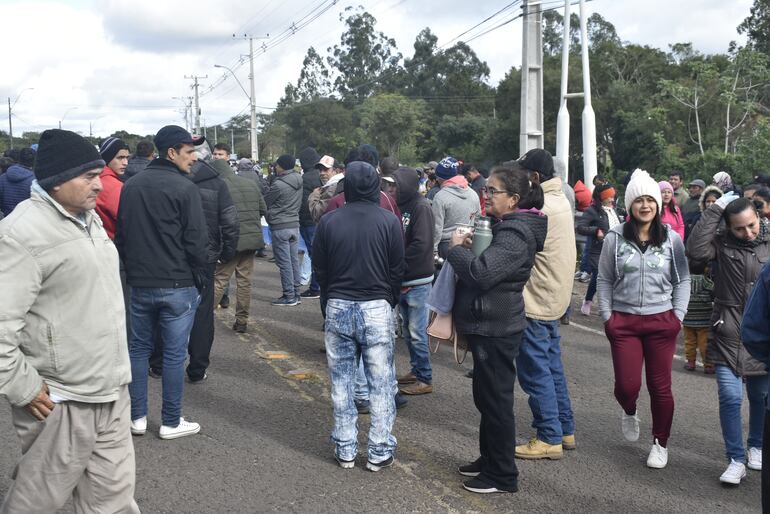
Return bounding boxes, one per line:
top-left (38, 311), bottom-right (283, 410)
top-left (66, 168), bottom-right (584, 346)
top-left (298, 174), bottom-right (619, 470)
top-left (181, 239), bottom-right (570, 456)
top-left (739, 0), bottom-right (770, 54)
top-left (720, 46), bottom-right (770, 153)
top-left (357, 94), bottom-right (425, 159)
top-left (327, 6), bottom-right (401, 101)
top-left (295, 47), bottom-right (333, 101)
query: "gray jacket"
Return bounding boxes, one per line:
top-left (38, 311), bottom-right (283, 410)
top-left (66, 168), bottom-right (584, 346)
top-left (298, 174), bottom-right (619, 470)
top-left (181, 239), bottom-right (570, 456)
top-left (264, 170), bottom-right (303, 230)
top-left (597, 224), bottom-right (691, 322)
top-left (431, 183), bottom-right (481, 250)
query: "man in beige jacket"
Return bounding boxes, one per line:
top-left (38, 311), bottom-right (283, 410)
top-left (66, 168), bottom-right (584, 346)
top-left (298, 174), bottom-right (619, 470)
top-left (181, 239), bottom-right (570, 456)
top-left (511, 149), bottom-right (578, 461)
top-left (0, 129), bottom-right (138, 513)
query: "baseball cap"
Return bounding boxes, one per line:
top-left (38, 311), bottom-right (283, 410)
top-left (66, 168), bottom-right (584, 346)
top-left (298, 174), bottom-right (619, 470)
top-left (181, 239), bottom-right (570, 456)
top-left (688, 179), bottom-right (706, 188)
top-left (154, 125), bottom-right (202, 151)
top-left (315, 155), bottom-right (335, 169)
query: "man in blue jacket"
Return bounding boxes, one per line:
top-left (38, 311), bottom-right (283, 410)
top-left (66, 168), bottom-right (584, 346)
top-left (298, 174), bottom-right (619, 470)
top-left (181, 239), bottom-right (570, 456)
top-left (313, 161), bottom-right (405, 472)
top-left (742, 260), bottom-right (770, 510)
top-left (0, 147), bottom-right (35, 216)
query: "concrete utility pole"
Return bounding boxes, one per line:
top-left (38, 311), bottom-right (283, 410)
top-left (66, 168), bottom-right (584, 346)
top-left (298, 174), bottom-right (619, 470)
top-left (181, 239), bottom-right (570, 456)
top-left (231, 129), bottom-right (235, 157)
top-left (8, 88), bottom-right (34, 149)
top-left (555, 0), bottom-right (572, 182)
top-left (232, 34), bottom-right (269, 163)
top-left (214, 124), bottom-right (218, 143)
top-left (185, 75), bottom-right (207, 134)
top-left (579, 0), bottom-right (598, 188)
top-left (519, 0), bottom-right (544, 156)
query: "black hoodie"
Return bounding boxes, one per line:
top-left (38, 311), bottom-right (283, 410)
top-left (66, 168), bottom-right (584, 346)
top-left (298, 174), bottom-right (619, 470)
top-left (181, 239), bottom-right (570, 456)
top-left (298, 147), bottom-right (322, 226)
top-left (313, 161), bottom-right (405, 308)
top-left (393, 167), bottom-right (435, 285)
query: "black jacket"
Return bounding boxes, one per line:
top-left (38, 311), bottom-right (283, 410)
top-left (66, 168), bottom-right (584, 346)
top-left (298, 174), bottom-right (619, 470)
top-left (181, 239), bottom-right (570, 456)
top-left (298, 147), bottom-right (322, 227)
top-left (448, 211), bottom-right (547, 337)
top-left (115, 158), bottom-right (208, 288)
top-left (123, 156), bottom-right (152, 181)
top-left (189, 161), bottom-right (238, 264)
top-left (576, 203), bottom-right (617, 269)
top-left (313, 162), bottom-right (405, 308)
top-left (393, 167), bottom-right (435, 285)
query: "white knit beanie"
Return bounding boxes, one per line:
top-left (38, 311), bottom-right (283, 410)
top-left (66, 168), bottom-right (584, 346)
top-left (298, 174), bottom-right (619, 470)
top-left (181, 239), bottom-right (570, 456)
top-left (624, 168), bottom-right (662, 213)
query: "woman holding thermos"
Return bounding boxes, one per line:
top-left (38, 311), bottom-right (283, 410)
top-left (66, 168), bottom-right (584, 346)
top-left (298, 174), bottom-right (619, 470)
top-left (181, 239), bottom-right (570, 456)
top-left (447, 164), bottom-right (547, 494)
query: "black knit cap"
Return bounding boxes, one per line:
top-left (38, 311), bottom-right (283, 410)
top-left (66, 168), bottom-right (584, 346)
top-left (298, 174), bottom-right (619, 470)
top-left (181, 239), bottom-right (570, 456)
top-left (276, 154), bottom-right (295, 171)
top-left (34, 129), bottom-right (105, 190)
top-left (99, 136), bottom-right (129, 164)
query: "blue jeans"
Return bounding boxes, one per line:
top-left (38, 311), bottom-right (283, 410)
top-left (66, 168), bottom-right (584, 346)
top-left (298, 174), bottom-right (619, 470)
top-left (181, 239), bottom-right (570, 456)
top-left (128, 287), bottom-right (200, 427)
top-left (271, 227), bottom-right (300, 298)
top-left (300, 225), bottom-right (320, 291)
top-left (716, 365), bottom-right (767, 462)
top-left (516, 318), bottom-right (575, 444)
top-left (579, 235), bottom-right (593, 273)
top-left (324, 298), bottom-right (397, 463)
top-left (399, 283), bottom-right (433, 384)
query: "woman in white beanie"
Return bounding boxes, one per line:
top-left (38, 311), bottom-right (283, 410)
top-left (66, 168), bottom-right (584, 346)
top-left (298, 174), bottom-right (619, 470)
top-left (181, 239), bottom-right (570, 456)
top-left (597, 169), bottom-right (691, 469)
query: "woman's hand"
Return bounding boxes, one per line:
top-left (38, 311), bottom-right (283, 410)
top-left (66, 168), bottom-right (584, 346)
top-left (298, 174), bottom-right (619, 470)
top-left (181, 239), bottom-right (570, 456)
top-left (450, 231), bottom-right (473, 249)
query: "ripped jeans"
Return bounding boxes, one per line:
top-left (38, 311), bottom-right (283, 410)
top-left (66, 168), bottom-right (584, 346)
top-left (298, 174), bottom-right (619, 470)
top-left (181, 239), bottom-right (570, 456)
top-left (324, 298), bottom-right (397, 463)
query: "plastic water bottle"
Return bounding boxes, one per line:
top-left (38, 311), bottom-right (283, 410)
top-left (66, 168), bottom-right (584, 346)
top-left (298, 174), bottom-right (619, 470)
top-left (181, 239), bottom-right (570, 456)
top-left (471, 217), bottom-right (493, 256)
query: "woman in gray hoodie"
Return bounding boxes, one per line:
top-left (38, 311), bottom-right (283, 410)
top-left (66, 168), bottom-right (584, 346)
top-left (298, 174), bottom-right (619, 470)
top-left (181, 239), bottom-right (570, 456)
top-left (597, 169), bottom-right (691, 471)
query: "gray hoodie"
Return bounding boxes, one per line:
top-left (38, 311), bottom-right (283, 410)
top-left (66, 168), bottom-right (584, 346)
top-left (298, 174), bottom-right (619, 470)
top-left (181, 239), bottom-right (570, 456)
top-left (597, 223), bottom-right (691, 322)
top-left (264, 170), bottom-right (303, 230)
top-left (431, 183), bottom-right (481, 250)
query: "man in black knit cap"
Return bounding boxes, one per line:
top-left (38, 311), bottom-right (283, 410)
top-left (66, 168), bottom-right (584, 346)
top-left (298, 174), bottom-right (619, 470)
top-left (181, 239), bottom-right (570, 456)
top-left (0, 129), bottom-right (139, 513)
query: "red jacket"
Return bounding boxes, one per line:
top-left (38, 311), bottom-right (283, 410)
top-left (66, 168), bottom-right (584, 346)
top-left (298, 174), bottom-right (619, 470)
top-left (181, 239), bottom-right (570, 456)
top-left (325, 189), bottom-right (402, 219)
top-left (95, 166), bottom-right (123, 239)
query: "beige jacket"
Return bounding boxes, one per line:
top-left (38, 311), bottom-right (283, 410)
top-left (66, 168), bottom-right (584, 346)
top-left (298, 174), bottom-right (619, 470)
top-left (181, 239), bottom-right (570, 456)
top-left (523, 177), bottom-right (577, 320)
top-left (0, 189), bottom-right (131, 407)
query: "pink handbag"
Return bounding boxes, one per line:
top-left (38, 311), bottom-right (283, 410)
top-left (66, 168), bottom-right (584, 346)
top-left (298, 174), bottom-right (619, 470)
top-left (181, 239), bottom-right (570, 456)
top-left (427, 311), bottom-right (468, 364)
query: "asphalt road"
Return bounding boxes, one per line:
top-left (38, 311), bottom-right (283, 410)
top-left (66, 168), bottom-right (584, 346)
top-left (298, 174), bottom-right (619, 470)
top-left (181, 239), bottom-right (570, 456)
top-left (0, 256), bottom-right (762, 513)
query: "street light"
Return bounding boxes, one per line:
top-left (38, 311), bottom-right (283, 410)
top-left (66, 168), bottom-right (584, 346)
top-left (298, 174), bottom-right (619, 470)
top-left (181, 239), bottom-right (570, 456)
top-left (59, 107), bottom-right (78, 130)
top-left (214, 63), bottom-right (258, 162)
top-left (7, 87), bottom-right (34, 149)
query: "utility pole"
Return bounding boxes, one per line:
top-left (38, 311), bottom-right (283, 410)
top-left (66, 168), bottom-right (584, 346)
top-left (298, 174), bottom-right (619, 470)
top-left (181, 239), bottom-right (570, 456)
top-left (231, 129), bottom-right (235, 157)
top-left (578, 0), bottom-right (598, 189)
top-left (214, 124), bottom-right (218, 143)
top-left (7, 98), bottom-right (12, 149)
top-left (202, 118), bottom-right (207, 139)
top-left (555, 0), bottom-right (572, 183)
top-left (233, 34), bottom-right (269, 163)
top-left (185, 75), bottom-right (207, 134)
top-left (519, 0), bottom-right (544, 156)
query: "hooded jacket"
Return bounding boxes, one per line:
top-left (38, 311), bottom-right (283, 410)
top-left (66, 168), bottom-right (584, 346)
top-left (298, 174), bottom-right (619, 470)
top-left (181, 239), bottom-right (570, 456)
top-left (393, 167), bottom-right (435, 285)
top-left (95, 165), bottom-right (123, 239)
top-left (0, 185), bottom-right (131, 406)
top-left (324, 180), bottom-right (401, 219)
top-left (431, 178), bottom-right (482, 250)
top-left (264, 169), bottom-right (303, 230)
top-left (312, 161), bottom-right (405, 308)
top-left (298, 147), bottom-right (322, 227)
top-left (0, 164), bottom-right (35, 216)
top-left (523, 177), bottom-right (578, 320)
top-left (123, 155), bottom-right (152, 180)
top-left (448, 211), bottom-right (548, 337)
top-left (576, 202), bottom-right (620, 269)
top-left (687, 203), bottom-right (770, 376)
top-left (115, 158), bottom-right (209, 289)
top-left (212, 159), bottom-right (266, 252)
top-left (190, 160), bottom-right (239, 264)
top-left (598, 223), bottom-right (691, 322)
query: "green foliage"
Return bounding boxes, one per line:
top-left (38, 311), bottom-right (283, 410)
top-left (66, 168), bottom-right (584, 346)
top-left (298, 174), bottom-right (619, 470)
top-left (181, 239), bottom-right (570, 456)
top-left (357, 94), bottom-right (425, 160)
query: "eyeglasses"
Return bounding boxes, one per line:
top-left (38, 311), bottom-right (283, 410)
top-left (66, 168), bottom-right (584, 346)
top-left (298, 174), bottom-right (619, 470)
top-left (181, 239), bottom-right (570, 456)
top-left (481, 186), bottom-right (508, 196)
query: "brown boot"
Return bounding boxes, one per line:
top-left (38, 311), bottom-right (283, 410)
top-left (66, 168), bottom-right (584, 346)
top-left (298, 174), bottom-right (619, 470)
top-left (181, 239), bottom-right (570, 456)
top-left (399, 381), bottom-right (433, 395)
top-left (397, 372), bottom-right (417, 385)
top-left (233, 320), bottom-right (247, 333)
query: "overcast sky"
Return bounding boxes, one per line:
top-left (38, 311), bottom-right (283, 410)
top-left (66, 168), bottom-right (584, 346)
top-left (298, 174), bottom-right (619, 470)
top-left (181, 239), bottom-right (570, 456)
top-left (0, 0), bottom-right (754, 140)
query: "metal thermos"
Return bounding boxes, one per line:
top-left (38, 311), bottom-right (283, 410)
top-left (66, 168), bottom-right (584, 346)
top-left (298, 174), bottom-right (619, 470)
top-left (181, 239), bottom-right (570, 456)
top-left (471, 217), bottom-right (493, 256)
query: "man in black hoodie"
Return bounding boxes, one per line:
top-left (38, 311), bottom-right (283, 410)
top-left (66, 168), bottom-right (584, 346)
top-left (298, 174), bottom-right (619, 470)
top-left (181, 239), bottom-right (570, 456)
top-left (392, 167), bottom-right (436, 396)
top-left (298, 147), bottom-right (323, 299)
top-left (312, 161), bottom-right (405, 471)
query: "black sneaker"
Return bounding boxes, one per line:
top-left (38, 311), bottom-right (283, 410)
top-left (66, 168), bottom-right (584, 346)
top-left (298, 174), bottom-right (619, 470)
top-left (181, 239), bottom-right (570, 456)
top-left (395, 392), bottom-right (408, 409)
top-left (219, 294), bottom-right (230, 309)
top-left (233, 321), bottom-right (247, 333)
top-left (459, 458), bottom-right (482, 477)
top-left (462, 477), bottom-right (516, 494)
top-left (271, 296), bottom-right (299, 306)
top-left (335, 455), bottom-right (355, 469)
top-left (465, 369), bottom-right (473, 379)
top-left (148, 368), bottom-right (162, 379)
top-left (255, 249), bottom-right (267, 258)
top-left (300, 289), bottom-right (321, 299)
top-left (295, 295), bottom-right (302, 305)
top-left (354, 399), bottom-right (370, 414)
top-left (186, 373), bottom-right (208, 384)
top-left (366, 456), bottom-right (394, 472)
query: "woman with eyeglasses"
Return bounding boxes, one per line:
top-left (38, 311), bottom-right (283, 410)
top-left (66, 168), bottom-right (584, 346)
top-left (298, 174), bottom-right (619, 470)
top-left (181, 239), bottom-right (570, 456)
top-left (447, 164), bottom-right (547, 494)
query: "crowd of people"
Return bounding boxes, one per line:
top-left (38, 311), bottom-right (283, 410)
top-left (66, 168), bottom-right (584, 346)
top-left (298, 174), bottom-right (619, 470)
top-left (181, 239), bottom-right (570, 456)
top-left (1, 125), bottom-right (770, 511)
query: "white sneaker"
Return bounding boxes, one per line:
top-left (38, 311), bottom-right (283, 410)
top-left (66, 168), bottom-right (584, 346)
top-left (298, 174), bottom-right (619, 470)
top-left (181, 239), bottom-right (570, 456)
top-left (130, 416), bottom-right (147, 436)
top-left (621, 411), bottom-right (640, 442)
top-left (719, 459), bottom-right (747, 484)
top-left (646, 439), bottom-right (668, 469)
top-left (748, 447), bottom-right (762, 471)
top-left (159, 417), bottom-right (200, 440)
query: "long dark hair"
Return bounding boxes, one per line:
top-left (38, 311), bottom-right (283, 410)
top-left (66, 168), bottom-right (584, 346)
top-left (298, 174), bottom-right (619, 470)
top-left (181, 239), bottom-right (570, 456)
top-left (623, 200), bottom-right (667, 247)
top-left (490, 164), bottom-right (545, 210)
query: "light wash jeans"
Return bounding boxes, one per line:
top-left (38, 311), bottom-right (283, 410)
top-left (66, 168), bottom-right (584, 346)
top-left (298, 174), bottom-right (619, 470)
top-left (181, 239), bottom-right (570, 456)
top-left (128, 287), bottom-right (200, 427)
top-left (271, 227), bottom-right (300, 298)
top-left (716, 365), bottom-right (767, 462)
top-left (325, 298), bottom-right (397, 463)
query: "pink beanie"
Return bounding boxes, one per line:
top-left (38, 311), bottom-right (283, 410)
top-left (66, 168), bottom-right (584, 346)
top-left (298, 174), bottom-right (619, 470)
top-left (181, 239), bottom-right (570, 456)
top-left (658, 180), bottom-right (673, 193)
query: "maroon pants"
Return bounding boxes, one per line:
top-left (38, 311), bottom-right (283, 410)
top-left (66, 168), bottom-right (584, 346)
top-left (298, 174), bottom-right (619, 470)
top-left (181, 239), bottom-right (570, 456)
top-left (605, 310), bottom-right (681, 446)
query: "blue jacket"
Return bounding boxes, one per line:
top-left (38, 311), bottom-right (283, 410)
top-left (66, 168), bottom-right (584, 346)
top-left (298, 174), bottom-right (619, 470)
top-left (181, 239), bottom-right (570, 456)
top-left (742, 261), bottom-right (770, 407)
top-left (0, 164), bottom-right (35, 216)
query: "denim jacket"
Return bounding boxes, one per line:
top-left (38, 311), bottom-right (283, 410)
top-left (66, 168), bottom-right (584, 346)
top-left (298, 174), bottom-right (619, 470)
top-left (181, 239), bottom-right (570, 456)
top-left (597, 224), bottom-right (691, 322)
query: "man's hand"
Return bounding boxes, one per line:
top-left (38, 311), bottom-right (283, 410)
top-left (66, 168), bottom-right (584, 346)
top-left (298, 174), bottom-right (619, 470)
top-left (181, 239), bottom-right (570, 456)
top-left (25, 383), bottom-right (54, 421)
